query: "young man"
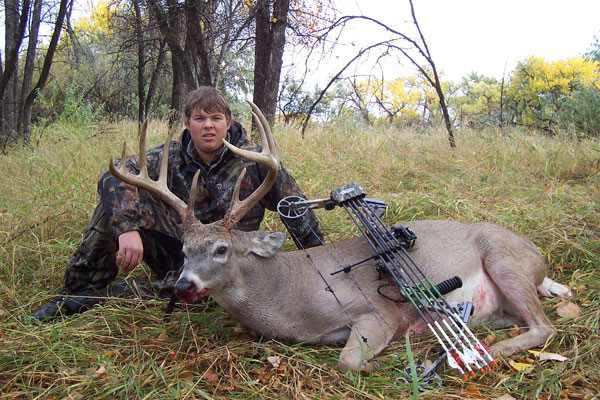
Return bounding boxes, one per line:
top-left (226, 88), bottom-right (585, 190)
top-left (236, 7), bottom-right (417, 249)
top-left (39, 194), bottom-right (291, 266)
top-left (33, 87), bottom-right (323, 321)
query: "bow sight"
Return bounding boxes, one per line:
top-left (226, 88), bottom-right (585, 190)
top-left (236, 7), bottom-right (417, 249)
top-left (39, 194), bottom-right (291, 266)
top-left (277, 182), bottom-right (497, 387)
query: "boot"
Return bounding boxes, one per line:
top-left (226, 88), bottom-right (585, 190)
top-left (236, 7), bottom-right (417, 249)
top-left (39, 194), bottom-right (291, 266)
top-left (32, 289), bottom-right (107, 322)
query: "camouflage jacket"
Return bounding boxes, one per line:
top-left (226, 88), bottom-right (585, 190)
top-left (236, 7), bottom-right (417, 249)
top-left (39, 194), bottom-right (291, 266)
top-left (98, 122), bottom-right (323, 249)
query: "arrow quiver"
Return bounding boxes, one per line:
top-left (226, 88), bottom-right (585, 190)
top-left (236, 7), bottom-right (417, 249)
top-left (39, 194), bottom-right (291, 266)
top-left (277, 182), bottom-right (497, 387)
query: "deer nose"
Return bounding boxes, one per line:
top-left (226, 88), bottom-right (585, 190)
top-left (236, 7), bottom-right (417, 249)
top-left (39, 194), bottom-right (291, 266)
top-left (174, 277), bottom-right (198, 302)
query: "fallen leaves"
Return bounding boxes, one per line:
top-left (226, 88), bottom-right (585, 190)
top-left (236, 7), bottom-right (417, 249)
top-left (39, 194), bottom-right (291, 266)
top-left (508, 325), bottom-right (522, 338)
top-left (201, 369), bottom-right (219, 383)
top-left (504, 348), bottom-right (570, 374)
top-left (94, 365), bottom-right (107, 376)
top-left (556, 372), bottom-right (599, 399)
top-left (178, 370), bottom-right (194, 381)
top-left (507, 359), bottom-right (534, 373)
top-left (254, 354), bottom-right (288, 384)
top-left (64, 391), bottom-right (85, 400)
top-left (267, 355), bottom-right (281, 368)
top-left (556, 301), bottom-right (581, 319)
top-left (527, 350), bottom-right (569, 363)
top-left (463, 385), bottom-right (485, 398)
top-left (165, 347), bottom-right (241, 393)
top-left (157, 330), bottom-right (170, 341)
top-left (485, 334), bottom-right (498, 347)
top-left (559, 388), bottom-right (598, 399)
top-left (495, 395), bottom-right (517, 400)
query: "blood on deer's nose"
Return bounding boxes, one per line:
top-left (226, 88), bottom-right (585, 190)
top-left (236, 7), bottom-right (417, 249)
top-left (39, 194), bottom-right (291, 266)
top-left (174, 277), bottom-right (198, 302)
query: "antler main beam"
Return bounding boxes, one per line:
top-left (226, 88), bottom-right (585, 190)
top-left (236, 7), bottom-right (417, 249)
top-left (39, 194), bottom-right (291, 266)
top-left (220, 101), bottom-right (281, 230)
top-left (108, 121), bottom-right (195, 228)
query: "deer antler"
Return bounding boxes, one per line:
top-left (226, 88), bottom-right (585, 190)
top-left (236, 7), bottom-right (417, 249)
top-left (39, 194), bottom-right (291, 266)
top-left (219, 101), bottom-right (281, 230)
top-left (108, 121), bottom-right (199, 230)
top-left (108, 102), bottom-right (279, 233)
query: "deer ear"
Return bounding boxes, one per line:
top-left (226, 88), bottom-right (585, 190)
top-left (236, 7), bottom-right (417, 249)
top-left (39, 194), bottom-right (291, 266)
top-left (248, 232), bottom-right (287, 257)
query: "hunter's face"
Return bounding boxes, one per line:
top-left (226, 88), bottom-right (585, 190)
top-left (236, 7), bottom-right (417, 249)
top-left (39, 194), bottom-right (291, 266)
top-left (186, 108), bottom-right (231, 164)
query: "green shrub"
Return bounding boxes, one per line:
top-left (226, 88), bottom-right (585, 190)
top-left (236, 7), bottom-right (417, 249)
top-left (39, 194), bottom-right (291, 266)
top-left (559, 85), bottom-right (600, 138)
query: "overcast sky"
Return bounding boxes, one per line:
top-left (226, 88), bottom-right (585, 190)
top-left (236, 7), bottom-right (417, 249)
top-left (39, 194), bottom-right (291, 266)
top-left (3, 0), bottom-right (597, 86)
top-left (301, 0), bottom-right (600, 83)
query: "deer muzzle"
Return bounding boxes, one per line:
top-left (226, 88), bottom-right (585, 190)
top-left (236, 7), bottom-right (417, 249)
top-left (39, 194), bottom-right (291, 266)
top-left (174, 276), bottom-right (206, 303)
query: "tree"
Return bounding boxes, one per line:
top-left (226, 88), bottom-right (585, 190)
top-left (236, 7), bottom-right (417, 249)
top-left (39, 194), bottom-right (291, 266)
top-left (18, 0), bottom-right (43, 135)
top-left (346, 77), bottom-right (375, 126)
top-left (585, 34), bottom-right (600, 63)
top-left (277, 75), bottom-right (316, 124)
top-left (147, 0), bottom-right (255, 120)
top-left (298, 0), bottom-right (456, 146)
top-left (45, 0), bottom-right (172, 123)
top-left (113, 0), bottom-right (167, 123)
top-left (1, 0), bottom-right (68, 146)
top-left (559, 84), bottom-right (600, 138)
top-left (453, 73), bottom-right (502, 128)
top-left (505, 56), bottom-right (600, 132)
top-left (0, 0), bottom-right (31, 143)
top-left (252, 0), bottom-right (290, 124)
top-left (370, 77), bottom-right (423, 126)
top-left (20, 0), bottom-right (68, 141)
top-left (559, 37), bottom-right (600, 138)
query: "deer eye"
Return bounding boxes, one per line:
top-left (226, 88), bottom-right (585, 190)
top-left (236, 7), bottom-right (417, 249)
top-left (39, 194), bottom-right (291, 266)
top-left (216, 246), bottom-right (228, 255)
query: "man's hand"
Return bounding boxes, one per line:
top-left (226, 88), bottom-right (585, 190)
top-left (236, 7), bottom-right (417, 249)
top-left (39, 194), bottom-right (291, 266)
top-left (117, 230), bottom-right (143, 273)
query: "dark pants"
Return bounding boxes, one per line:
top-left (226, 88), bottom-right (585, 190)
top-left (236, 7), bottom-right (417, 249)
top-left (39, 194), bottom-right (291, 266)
top-left (60, 203), bottom-right (184, 299)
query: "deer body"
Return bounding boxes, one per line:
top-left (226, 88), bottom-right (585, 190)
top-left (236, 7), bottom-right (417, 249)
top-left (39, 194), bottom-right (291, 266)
top-left (176, 220), bottom-right (569, 372)
top-left (110, 102), bottom-right (570, 373)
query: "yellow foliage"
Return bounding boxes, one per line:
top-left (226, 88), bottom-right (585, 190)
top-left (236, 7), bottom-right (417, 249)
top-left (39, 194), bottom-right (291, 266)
top-left (354, 76), bottom-right (436, 124)
top-left (507, 56), bottom-right (600, 127)
top-left (240, 0), bottom-right (254, 15)
top-left (454, 74), bottom-right (502, 124)
top-left (287, 0), bottom-right (334, 46)
top-left (74, 0), bottom-right (116, 35)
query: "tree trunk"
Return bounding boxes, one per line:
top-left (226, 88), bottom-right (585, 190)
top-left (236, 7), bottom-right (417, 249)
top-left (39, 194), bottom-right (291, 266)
top-left (148, 0), bottom-right (201, 122)
top-left (145, 40), bottom-right (167, 117)
top-left (3, 0), bottom-right (20, 135)
top-left (133, 0), bottom-right (147, 124)
top-left (438, 90), bottom-right (455, 147)
top-left (252, 0), bottom-right (290, 124)
top-left (499, 73), bottom-right (505, 128)
top-left (18, 0), bottom-right (42, 135)
top-left (430, 74), bottom-right (455, 147)
top-left (0, 0), bottom-right (31, 140)
top-left (21, 0), bottom-right (68, 142)
top-left (170, 48), bottom-right (196, 121)
top-left (0, 51), bottom-right (4, 150)
top-left (184, 0), bottom-right (213, 86)
top-left (65, 0), bottom-right (81, 64)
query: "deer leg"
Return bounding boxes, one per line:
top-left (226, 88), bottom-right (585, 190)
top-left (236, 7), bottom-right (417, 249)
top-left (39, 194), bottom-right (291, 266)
top-left (486, 309), bottom-right (526, 329)
top-left (484, 263), bottom-right (557, 356)
top-left (337, 311), bottom-right (400, 374)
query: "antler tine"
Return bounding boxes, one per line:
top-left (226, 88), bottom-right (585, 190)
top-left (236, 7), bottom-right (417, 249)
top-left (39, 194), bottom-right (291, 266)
top-left (139, 120), bottom-right (148, 179)
top-left (248, 101), bottom-right (281, 162)
top-left (185, 169), bottom-right (202, 230)
top-left (221, 103), bottom-right (280, 166)
top-left (108, 121), bottom-right (192, 228)
top-left (157, 123), bottom-right (180, 187)
top-left (219, 101), bottom-right (281, 230)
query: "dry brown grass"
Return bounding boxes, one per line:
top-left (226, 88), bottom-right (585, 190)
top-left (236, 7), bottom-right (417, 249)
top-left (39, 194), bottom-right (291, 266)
top-left (1, 119), bottom-right (598, 399)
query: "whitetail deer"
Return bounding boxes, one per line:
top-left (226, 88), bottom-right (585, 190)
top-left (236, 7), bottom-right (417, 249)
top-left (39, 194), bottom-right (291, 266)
top-left (109, 102), bottom-right (572, 373)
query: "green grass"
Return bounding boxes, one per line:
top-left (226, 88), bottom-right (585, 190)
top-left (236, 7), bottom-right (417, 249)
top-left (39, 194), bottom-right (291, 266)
top-left (1, 119), bottom-right (599, 399)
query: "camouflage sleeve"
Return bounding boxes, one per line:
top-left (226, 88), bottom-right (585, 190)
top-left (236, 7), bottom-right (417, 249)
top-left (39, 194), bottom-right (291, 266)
top-left (259, 162), bottom-right (324, 249)
top-left (98, 143), bottom-right (167, 237)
